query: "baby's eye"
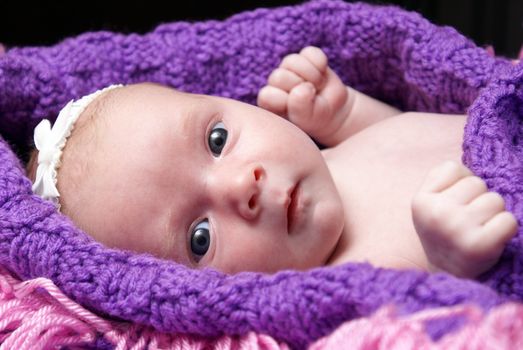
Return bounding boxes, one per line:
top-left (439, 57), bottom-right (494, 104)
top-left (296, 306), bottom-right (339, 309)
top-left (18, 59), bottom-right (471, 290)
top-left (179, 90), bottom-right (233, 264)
top-left (208, 122), bottom-right (228, 157)
top-left (190, 219), bottom-right (211, 261)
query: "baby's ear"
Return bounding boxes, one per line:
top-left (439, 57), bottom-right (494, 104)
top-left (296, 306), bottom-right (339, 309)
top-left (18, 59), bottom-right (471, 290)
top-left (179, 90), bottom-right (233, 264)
top-left (26, 149), bottom-right (39, 181)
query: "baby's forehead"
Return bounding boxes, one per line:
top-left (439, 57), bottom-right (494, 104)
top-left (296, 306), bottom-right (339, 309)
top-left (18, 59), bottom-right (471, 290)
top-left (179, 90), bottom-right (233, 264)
top-left (118, 83), bottom-right (190, 102)
top-left (114, 83), bottom-right (209, 116)
top-left (99, 84), bottom-right (248, 144)
top-left (97, 84), bottom-right (212, 144)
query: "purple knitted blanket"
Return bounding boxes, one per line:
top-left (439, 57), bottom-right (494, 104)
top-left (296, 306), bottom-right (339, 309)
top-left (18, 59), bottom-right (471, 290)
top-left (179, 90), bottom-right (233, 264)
top-left (0, 0), bottom-right (522, 348)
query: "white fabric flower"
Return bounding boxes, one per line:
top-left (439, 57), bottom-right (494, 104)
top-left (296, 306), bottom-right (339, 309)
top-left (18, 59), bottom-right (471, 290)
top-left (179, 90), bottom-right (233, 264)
top-left (31, 84), bottom-right (123, 209)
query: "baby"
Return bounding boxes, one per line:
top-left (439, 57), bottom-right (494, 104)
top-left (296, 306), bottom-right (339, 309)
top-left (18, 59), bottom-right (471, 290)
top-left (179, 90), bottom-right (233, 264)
top-left (27, 47), bottom-right (518, 278)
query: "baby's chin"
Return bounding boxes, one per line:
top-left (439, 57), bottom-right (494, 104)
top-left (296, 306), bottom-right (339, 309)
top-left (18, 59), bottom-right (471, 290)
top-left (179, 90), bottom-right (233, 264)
top-left (314, 194), bottom-right (345, 266)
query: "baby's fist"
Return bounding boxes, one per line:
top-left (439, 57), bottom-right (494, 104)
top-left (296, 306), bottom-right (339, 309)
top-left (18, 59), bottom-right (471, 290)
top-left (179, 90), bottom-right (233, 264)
top-left (257, 47), bottom-right (349, 145)
top-left (411, 161), bottom-right (518, 278)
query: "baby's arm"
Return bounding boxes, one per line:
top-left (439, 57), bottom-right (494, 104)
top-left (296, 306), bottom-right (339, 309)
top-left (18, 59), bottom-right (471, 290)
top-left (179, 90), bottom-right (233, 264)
top-left (257, 46), bottom-right (401, 147)
top-left (412, 161), bottom-right (518, 278)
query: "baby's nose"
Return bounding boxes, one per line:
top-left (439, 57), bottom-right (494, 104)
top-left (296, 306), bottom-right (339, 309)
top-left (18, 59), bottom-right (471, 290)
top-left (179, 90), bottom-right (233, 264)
top-left (226, 163), bottom-right (265, 220)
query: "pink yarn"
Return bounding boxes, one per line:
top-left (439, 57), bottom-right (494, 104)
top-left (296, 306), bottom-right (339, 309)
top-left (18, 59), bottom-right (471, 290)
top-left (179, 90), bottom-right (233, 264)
top-left (485, 44), bottom-right (522, 64)
top-left (310, 304), bottom-right (523, 349)
top-left (0, 268), bottom-right (288, 350)
top-left (1, 266), bottom-right (522, 349)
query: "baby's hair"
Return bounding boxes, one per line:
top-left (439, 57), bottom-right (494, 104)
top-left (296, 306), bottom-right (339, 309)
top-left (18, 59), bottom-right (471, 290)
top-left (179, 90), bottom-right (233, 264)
top-left (26, 88), bottom-right (121, 217)
top-left (26, 148), bottom-right (39, 183)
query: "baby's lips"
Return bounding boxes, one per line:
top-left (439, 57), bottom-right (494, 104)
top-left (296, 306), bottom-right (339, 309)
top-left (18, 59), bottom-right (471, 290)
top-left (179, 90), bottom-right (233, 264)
top-left (286, 181), bottom-right (302, 234)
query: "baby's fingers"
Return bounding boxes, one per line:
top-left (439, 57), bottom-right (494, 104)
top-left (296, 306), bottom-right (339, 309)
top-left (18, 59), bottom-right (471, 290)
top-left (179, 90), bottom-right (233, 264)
top-left (442, 176), bottom-right (488, 204)
top-left (287, 82), bottom-right (330, 131)
top-left (419, 161), bottom-right (473, 194)
top-left (483, 211), bottom-right (518, 243)
top-left (299, 46), bottom-right (328, 75)
top-left (268, 68), bottom-right (304, 92)
top-left (467, 192), bottom-right (506, 224)
top-left (257, 85), bottom-right (288, 116)
top-left (478, 211), bottom-right (518, 254)
top-left (280, 53), bottom-right (324, 88)
top-left (287, 83), bottom-right (315, 123)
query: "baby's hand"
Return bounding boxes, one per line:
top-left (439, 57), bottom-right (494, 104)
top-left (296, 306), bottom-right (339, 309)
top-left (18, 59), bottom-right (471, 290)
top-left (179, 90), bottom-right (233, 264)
top-left (257, 46), bottom-right (350, 145)
top-left (411, 161), bottom-right (518, 278)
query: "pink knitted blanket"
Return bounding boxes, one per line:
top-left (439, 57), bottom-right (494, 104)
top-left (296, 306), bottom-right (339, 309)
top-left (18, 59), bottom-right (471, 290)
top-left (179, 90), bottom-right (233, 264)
top-left (0, 268), bottom-right (521, 349)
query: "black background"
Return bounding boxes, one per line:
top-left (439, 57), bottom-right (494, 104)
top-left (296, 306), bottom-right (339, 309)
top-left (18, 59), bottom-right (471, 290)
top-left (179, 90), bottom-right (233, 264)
top-left (1, 1), bottom-right (522, 56)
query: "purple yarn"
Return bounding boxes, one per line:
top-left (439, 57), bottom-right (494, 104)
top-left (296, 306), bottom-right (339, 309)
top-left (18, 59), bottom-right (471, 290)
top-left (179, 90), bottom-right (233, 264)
top-left (0, 1), bottom-right (520, 348)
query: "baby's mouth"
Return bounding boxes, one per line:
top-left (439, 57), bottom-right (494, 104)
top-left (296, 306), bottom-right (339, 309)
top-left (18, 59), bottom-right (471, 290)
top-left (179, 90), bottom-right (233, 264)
top-left (286, 181), bottom-right (301, 233)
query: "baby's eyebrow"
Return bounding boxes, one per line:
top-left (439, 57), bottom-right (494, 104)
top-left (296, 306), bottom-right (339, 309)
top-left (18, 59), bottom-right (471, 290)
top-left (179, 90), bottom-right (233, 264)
top-left (180, 110), bottom-right (197, 138)
top-left (163, 207), bottom-right (192, 265)
top-left (179, 102), bottom-right (210, 140)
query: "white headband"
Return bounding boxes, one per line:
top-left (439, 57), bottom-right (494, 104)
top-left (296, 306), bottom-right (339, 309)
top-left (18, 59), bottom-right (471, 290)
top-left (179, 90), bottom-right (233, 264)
top-left (32, 84), bottom-right (123, 209)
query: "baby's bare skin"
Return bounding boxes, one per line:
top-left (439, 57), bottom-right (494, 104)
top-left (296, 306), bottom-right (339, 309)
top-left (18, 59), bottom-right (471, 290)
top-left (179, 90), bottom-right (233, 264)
top-left (324, 113), bottom-right (466, 272)
top-left (258, 46), bottom-right (518, 278)
top-left (29, 47), bottom-right (516, 278)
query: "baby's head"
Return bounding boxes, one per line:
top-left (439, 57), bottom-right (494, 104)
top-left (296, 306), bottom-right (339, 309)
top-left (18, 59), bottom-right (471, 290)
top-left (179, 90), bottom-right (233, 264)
top-left (28, 83), bottom-right (344, 273)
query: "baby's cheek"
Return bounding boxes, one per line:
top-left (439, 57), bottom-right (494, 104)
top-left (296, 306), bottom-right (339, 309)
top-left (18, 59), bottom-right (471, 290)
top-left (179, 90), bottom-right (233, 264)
top-left (213, 234), bottom-right (288, 274)
top-left (312, 189), bottom-right (341, 224)
top-left (312, 195), bottom-right (345, 249)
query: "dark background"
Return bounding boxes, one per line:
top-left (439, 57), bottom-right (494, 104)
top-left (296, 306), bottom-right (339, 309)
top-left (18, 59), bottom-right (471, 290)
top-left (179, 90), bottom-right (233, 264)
top-left (1, 0), bottom-right (522, 57)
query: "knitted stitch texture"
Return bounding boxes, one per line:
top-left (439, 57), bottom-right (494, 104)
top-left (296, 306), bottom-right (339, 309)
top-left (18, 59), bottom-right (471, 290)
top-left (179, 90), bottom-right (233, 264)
top-left (0, 1), bottom-right (521, 348)
top-left (0, 266), bottom-right (521, 350)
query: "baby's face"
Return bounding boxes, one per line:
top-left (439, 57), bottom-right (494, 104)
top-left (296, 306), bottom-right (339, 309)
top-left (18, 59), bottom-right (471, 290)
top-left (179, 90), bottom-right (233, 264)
top-left (65, 83), bottom-right (344, 273)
